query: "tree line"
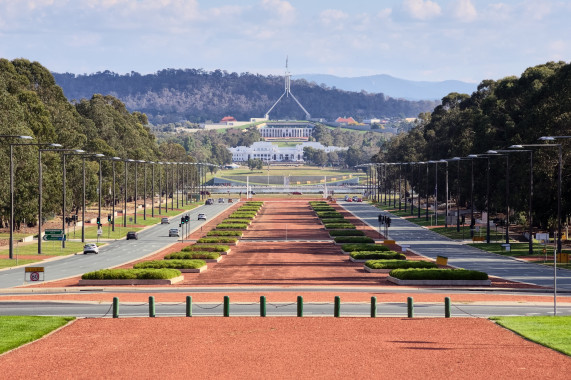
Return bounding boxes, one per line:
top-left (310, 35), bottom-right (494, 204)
top-left (52, 69), bottom-right (438, 124)
top-left (377, 61), bottom-right (571, 232)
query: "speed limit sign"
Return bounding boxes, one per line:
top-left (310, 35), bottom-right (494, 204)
top-left (30, 272), bottom-right (40, 281)
top-left (25, 267), bottom-right (45, 282)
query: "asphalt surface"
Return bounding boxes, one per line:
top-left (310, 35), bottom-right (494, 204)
top-left (0, 202), bottom-right (232, 288)
top-left (340, 201), bottom-right (571, 291)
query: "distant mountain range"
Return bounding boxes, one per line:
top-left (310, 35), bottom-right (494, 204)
top-left (293, 74), bottom-right (477, 101)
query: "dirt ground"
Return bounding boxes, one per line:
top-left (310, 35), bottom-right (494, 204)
top-left (1, 317), bottom-right (570, 379)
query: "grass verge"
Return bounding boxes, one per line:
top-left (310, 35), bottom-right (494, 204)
top-left (0, 316), bottom-right (74, 354)
top-left (491, 316), bottom-right (571, 356)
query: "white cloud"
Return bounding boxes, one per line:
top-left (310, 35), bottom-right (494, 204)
top-left (522, 1), bottom-right (552, 20)
top-left (451, 0), bottom-right (477, 22)
top-left (319, 9), bottom-right (349, 27)
top-left (402, 0), bottom-right (441, 20)
top-left (377, 8), bottom-right (392, 20)
top-left (261, 0), bottom-right (296, 24)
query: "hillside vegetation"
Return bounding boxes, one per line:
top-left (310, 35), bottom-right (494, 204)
top-left (52, 69), bottom-right (438, 124)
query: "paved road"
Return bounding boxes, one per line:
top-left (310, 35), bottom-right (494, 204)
top-left (0, 203), bottom-right (233, 289)
top-left (340, 201), bottom-right (571, 291)
top-left (1, 300), bottom-right (569, 317)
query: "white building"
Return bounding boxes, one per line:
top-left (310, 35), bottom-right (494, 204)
top-left (258, 122), bottom-right (313, 140)
top-left (229, 141), bottom-right (347, 163)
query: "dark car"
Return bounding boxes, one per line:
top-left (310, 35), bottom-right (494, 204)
top-left (291, 191), bottom-right (302, 195)
top-left (205, 199), bottom-right (214, 205)
top-left (126, 231), bottom-right (138, 240)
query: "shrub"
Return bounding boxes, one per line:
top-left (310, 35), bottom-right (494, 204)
top-left (350, 251), bottom-right (405, 260)
top-left (334, 236), bottom-right (374, 243)
top-left (342, 243), bottom-right (389, 252)
top-left (165, 251), bottom-right (220, 260)
top-left (245, 201), bottom-right (263, 206)
top-left (365, 260), bottom-right (436, 269)
top-left (229, 212), bottom-right (256, 218)
top-left (320, 218), bottom-right (346, 224)
top-left (324, 223), bottom-right (356, 229)
top-left (197, 237), bottom-right (238, 244)
top-left (207, 230), bottom-right (243, 237)
top-left (309, 201), bottom-right (328, 206)
top-left (389, 268), bottom-right (489, 280)
top-left (237, 207), bottom-right (260, 212)
top-left (223, 218), bottom-right (251, 223)
top-left (316, 211), bottom-right (343, 218)
top-left (133, 259), bottom-right (206, 269)
top-left (216, 223), bottom-right (249, 229)
top-left (329, 230), bottom-right (365, 237)
top-left (81, 269), bottom-right (181, 280)
top-left (182, 245), bottom-right (230, 252)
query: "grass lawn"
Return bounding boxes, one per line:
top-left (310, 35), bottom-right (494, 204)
top-left (0, 259), bottom-right (41, 269)
top-left (213, 166), bottom-right (364, 178)
top-left (0, 316), bottom-right (75, 354)
top-left (491, 316), bottom-right (571, 356)
top-left (468, 242), bottom-right (550, 257)
top-left (1, 241), bottom-right (94, 257)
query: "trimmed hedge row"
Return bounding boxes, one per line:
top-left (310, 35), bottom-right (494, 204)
top-left (229, 212), bottom-right (256, 218)
top-left (82, 268), bottom-right (181, 280)
top-left (165, 251), bottom-right (220, 260)
top-left (350, 251), bottom-right (405, 260)
top-left (365, 260), bottom-right (436, 269)
top-left (182, 245), bottom-right (229, 252)
top-left (316, 211), bottom-right (343, 218)
top-left (334, 236), bottom-right (374, 244)
top-left (133, 259), bottom-right (206, 269)
top-left (196, 237), bottom-right (238, 244)
top-left (207, 230), bottom-right (243, 237)
top-left (328, 230), bottom-right (365, 236)
top-left (245, 201), bottom-right (263, 206)
top-left (390, 268), bottom-right (489, 280)
top-left (324, 223), bottom-right (356, 230)
top-left (216, 223), bottom-right (249, 229)
top-left (342, 243), bottom-right (389, 252)
top-left (320, 218), bottom-right (346, 224)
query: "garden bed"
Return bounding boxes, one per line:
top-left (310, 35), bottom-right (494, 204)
top-left (78, 276), bottom-right (184, 285)
top-left (387, 276), bottom-right (491, 286)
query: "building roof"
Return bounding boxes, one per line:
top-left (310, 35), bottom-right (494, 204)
top-left (220, 116), bottom-right (237, 122)
top-left (335, 116), bottom-right (357, 124)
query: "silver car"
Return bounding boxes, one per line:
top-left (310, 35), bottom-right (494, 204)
top-left (83, 243), bottom-right (99, 254)
top-left (169, 228), bottom-right (180, 237)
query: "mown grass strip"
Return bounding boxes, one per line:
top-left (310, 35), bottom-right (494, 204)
top-left (491, 316), bottom-right (571, 356)
top-left (0, 316), bottom-right (75, 354)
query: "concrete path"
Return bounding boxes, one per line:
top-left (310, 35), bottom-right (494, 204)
top-left (340, 201), bottom-right (571, 291)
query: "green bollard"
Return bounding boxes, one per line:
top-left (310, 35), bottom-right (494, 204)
top-left (113, 297), bottom-right (119, 318)
top-left (186, 296), bottom-right (192, 317)
top-left (371, 296), bottom-right (377, 318)
top-left (334, 296), bottom-right (341, 317)
top-left (224, 295), bottom-right (230, 317)
top-left (149, 296), bottom-right (155, 317)
top-left (407, 297), bottom-right (414, 318)
top-left (445, 297), bottom-right (451, 318)
top-left (297, 296), bottom-right (303, 317)
top-left (260, 296), bottom-right (267, 317)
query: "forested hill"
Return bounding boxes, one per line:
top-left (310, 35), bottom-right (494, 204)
top-left (52, 69), bottom-right (439, 124)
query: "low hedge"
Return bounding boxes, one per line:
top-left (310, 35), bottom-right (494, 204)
top-left (81, 268), bottom-right (181, 280)
top-left (229, 212), bottom-right (256, 218)
top-left (237, 207), bottom-right (260, 212)
top-left (316, 211), bottom-right (343, 218)
top-left (165, 251), bottom-right (220, 260)
top-left (207, 230), bottom-right (243, 237)
top-left (389, 268), bottom-right (489, 280)
top-left (324, 223), bottom-right (356, 230)
top-left (309, 201), bottom-right (328, 206)
top-left (196, 237), bottom-right (238, 244)
top-left (328, 230), bottom-right (365, 237)
top-left (133, 259), bottom-right (206, 269)
top-left (350, 251), bottom-right (405, 260)
top-left (342, 243), bottom-right (389, 252)
top-left (216, 223), bottom-right (249, 229)
top-left (245, 201), bottom-right (263, 206)
top-left (182, 244), bottom-right (230, 252)
top-left (365, 260), bottom-right (436, 269)
top-left (320, 218), bottom-right (346, 224)
top-left (334, 236), bottom-right (374, 244)
top-left (222, 218), bottom-right (251, 223)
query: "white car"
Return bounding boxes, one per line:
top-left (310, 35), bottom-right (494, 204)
top-left (83, 243), bottom-right (99, 254)
top-left (198, 213), bottom-right (206, 221)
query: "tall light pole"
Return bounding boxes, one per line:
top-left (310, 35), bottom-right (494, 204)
top-left (80, 153), bottom-right (105, 242)
top-left (9, 140), bottom-right (58, 259)
top-left (124, 159), bottom-right (133, 227)
top-left (487, 150), bottom-right (514, 244)
top-left (450, 157), bottom-right (462, 232)
top-left (439, 159), bottom-right (449, 228)
top-left (139, 160), bottom-right (147, 220)
top-left (109, 157), bottom-right (121, 232)
top-left (38, 145), bottom-right (71, 253)
top-left (150, 162), bottom-right (156, 217)
top-left (508, 146), bottom-right (534, 255)
top-left (158, 162), bottom-right (163, 215)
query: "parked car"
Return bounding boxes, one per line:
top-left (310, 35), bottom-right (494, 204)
top-left (126, 231), bottom-right (138, 240)
top-left (161, 217), bottom-right (169, 224)
top-left (352, 196), bottom-right (359, 202)
top-left (346, 197), bottom-right (353, 202)
top-left (355, 197), bottom-right (363, 202)
top-left (228, 198), bottom-right (234, 203)
top-left (205, 199), bottom-right (214, 205)
top-left (344, 195), bottom-right (350, 201)
top-left (198, 213), bottom-right (206, 221)
top-left (169, 228), bottom-right (180, 237)
top-left (291, 191), bottom-right (302, 195)
top-left (218, 198), bottom-right (224, 203)
top-left (83, 243), bottom-right (99, 254)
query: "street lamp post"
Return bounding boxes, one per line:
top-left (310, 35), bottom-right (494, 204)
top-left (124, 159), bottom-right (133, 228)
top-left (450, 157), bottom-right (462, 232)
top-left (81, 153), bottom-right (105, 243)
top-left (508, 146), bottom-right (534, 255)
top-left (487, 150), bottom-right (513, 244)
top-left (150, 162), bottom-right (155, 217)
top-left (9, 140), bottom-right (58, 259)
top-left (110, 157), bottom-right (121, 232)
top-left (440, 159), bottom-right (449, 228)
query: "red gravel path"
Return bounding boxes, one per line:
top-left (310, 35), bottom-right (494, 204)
top-left (1, 317), bottom-right (570, 379)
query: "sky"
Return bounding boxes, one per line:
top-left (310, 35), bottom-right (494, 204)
top-left (0, 0), bottom-right (569, 83)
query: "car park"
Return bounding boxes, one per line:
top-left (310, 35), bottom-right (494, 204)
top-left (205, 199), bottom-right (214, 205)
top-left (160, 217), bottom-right (169, 224)
top-left (83, 243), bottom-right (99, 254)
top-left (169, 228), bottom-right (180, 237)
top-left (126, 231), bottom-right (138, 240)
top-left (198, 213), bottom-right (206, 221)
